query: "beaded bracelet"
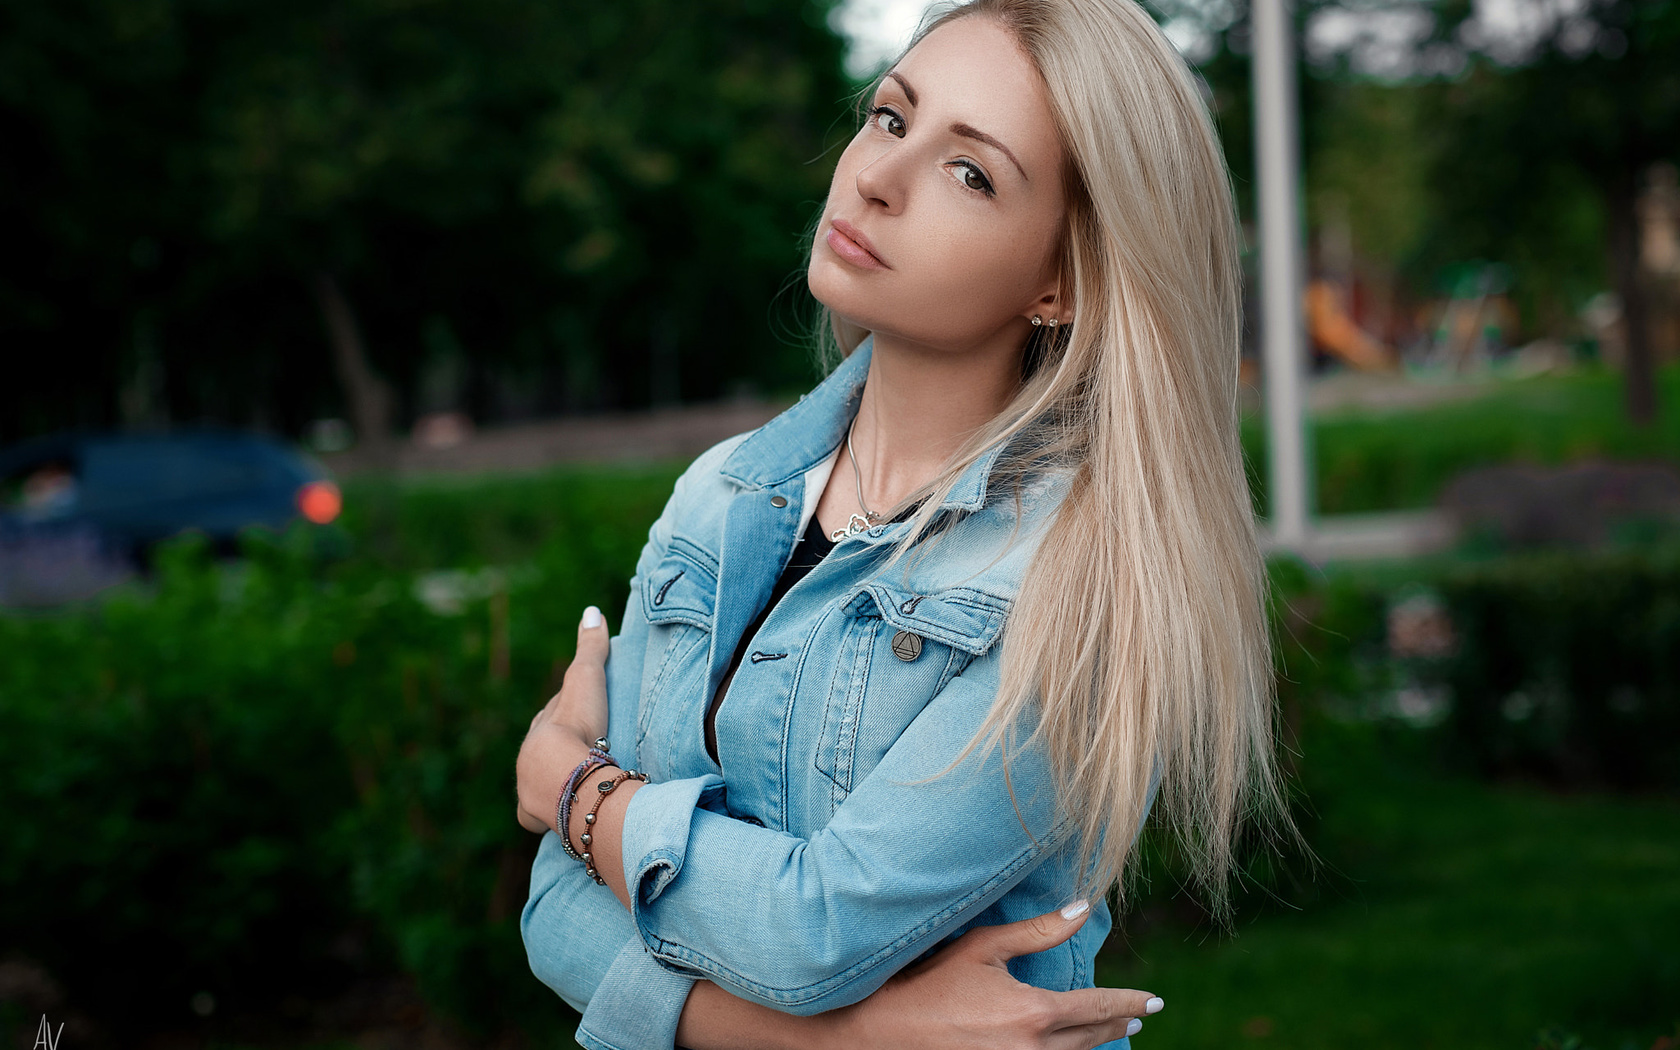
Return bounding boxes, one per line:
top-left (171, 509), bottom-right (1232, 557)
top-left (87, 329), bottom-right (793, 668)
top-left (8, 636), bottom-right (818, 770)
top-left (556, 737), bottom-right (614, 860)
top-left (581, 767), bottom-right (649, 886)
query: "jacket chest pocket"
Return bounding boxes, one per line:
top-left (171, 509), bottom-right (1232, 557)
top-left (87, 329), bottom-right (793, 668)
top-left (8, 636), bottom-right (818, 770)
top-left (813, 583), bottom-right (1010, 813)
top-left (637, 538), bottom-right (719, 776)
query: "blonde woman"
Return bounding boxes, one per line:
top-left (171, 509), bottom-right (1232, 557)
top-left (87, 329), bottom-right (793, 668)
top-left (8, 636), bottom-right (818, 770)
top-left (516, 1), bottom-right (1287, 1047)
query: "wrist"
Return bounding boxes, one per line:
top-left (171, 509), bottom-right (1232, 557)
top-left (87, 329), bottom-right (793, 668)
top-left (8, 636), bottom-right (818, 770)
top-left (517, 727), bottom-right (594, 834)
top-left (567, 762), bottom-right (624, 856)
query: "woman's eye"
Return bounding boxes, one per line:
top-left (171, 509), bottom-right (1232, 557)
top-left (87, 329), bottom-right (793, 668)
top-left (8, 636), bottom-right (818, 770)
top-left (953, 161), bottom-right (994, 196)
top-left (870, 106), bottom-right (906, 138)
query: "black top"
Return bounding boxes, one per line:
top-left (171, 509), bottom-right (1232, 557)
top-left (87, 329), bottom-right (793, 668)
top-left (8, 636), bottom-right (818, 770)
top-left (704, 514), bottom-right (836, 763)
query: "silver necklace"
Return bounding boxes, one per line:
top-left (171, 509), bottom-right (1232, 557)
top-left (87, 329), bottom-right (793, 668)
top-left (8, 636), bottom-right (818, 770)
top-left (829, 418), bottom-right (884, 541)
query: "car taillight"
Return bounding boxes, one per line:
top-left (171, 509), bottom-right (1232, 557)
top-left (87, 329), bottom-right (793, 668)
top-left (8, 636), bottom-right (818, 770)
top-left (298, 480), bottom-right (342, 524)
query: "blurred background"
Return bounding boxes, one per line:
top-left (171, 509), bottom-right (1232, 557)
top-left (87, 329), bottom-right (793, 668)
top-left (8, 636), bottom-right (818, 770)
top-left (1, 0), bottom-right (1677, 1047)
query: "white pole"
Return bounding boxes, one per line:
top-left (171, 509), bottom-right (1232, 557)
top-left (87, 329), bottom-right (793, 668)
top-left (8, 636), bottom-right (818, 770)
top-left (1252, 0), bottom-right (1312, 550)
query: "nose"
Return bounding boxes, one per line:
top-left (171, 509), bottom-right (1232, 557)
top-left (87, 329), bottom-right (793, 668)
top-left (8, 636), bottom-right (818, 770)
top-left (854, 145), bottom-right (904, 213)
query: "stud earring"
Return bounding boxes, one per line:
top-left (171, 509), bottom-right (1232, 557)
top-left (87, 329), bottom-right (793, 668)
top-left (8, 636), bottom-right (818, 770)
top-left (1030, 315), bottom-right (1043, 326)
top-left (1047, 318), bottom-right (1059, 328)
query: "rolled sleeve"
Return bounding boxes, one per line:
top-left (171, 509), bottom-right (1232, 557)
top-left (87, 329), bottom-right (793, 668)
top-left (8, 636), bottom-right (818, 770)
top-left (575, 940), bottom-right (701, 1050)
top-left (619, 774), bottom-right (728, 905)
top-left (521, 831), bottom-right (639, 1013)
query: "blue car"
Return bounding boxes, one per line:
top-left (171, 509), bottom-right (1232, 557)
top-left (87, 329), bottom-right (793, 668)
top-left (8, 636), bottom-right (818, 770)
top-left (0, 431), bottom-right (340, 601)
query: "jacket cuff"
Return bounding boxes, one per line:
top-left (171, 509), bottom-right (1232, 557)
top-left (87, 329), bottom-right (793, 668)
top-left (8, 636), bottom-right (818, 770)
top-left (620, 773), bottom-right (727, 906)
top-left (522, 829), bottom-right (640, 1013)
top-left (576, 938), bottom-right (699, 1050)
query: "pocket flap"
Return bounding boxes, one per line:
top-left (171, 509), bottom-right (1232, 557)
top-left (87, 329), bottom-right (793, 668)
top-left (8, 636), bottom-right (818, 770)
top-left (861, 581), bottom-right (1010, 656)
top-left (641, 538), bottom-right (719, 628)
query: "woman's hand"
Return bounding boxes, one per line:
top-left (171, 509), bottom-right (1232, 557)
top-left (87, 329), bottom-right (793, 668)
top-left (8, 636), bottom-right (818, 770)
top-left (822, 902), bottom-right (1162, 1050)
top-left (515, 606), bottom-right (612, 834)
top-left (677, 902), bottom-right (1163, 1050)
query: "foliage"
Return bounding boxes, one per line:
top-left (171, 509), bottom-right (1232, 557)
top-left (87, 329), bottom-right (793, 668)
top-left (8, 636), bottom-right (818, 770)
top-left (5, 387), bottom-right (1680, 1040)
top-left (0, 489), bottom-right (668, 1040)
top-left (1104, 716), bottom-right (1680, 1049)
top-left (1433, 546), bottom-right (1680, 790)
top-left (1243, 365), bottom-right (1680, 517)
top-left (1260, 534), bottom-right (1680, 797)
top-left (337, 465), bottom-right (680, 572)
top-left (0, 0), bottom-right (850, 442)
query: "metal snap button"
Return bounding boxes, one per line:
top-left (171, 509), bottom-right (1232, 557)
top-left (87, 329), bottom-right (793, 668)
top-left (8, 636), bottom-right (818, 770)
top-left (891, 630), bottom-right (922, 661)
top-left (769, 495), bottom-right (788, 508)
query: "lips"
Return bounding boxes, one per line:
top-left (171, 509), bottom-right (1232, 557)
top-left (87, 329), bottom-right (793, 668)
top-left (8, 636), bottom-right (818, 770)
top-left (826, 219), bottom-right (889, 270)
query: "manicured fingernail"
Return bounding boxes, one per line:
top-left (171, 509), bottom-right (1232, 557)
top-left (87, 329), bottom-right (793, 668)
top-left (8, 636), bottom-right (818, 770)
top-left (1059, 899), bottom-right (1089, 921)
top-left (581, 606), bottom-right (604, 629)
top-left (1145, 996), bottom-right (1164, 1014)
top-left (1126, 1018), bottom-right (1143, 1037)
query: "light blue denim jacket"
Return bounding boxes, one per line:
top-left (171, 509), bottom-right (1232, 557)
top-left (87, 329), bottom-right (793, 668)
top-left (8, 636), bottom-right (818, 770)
top-left (522, 338), bottom-right (1136, 1050)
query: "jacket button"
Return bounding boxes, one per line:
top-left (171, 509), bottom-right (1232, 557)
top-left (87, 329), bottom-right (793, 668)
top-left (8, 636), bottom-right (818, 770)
top-left (891, 630), bottom-right (922, 661)
top-left (769, 495), bottom-right (788, 508)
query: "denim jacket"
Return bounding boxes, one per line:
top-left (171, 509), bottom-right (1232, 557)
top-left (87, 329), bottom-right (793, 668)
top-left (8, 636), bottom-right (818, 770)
top-left (522, 338), bottom-right (1136, 1050)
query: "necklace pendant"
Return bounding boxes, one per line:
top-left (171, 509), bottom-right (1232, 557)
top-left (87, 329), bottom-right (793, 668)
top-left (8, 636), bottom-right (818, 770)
top-left (829, 512), bottom-right (873, 542)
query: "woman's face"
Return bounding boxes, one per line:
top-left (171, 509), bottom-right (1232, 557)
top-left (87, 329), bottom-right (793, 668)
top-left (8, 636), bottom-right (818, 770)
top-left (808, 17), bottom-right (1068, 355)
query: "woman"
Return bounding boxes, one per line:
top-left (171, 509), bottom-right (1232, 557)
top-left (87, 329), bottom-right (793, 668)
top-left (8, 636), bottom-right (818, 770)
top-left (516, 1), bottom-right (1286, 1047)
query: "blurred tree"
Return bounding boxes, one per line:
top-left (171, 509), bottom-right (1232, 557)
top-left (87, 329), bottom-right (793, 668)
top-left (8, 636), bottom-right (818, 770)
top-left (1159, 0), bottom-right (1679, 424)
top-left (0, 0), bottom-right (850, 445)
top-left (1421, 0), bottom-right (1680, 425)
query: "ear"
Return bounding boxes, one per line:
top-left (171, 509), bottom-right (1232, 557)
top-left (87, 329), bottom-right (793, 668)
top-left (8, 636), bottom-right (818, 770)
top-left (1026, 283), bottom-right (1075, 328)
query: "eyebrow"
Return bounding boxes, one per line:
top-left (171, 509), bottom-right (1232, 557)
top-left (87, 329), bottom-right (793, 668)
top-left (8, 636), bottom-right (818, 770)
top-left (886, 71), bottom-right (918, 106)
top-left (952, 122), bottom-right (1028, 181)
top-left (883, 71), bottom-right (1029, 182)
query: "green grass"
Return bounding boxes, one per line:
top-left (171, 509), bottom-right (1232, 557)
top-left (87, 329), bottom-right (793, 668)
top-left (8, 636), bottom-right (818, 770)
top-left (1244, 365), bottom-right (1680, 517)
top-left (1103, 723), bottom-right (1680, 1049)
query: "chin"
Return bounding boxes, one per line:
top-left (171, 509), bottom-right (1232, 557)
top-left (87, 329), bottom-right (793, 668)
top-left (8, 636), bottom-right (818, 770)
top-left (805, 259), bottom-right (852, 317)
top-left (807, 259), bottom-right (881, 325)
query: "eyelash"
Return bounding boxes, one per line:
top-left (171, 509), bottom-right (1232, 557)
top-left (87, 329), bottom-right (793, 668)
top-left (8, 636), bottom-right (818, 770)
top-left (866, 104), bottom-right (996, 199)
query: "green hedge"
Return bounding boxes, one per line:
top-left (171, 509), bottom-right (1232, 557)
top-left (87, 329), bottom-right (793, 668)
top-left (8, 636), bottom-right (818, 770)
top-left (1271, 545), bottom-right (1680, 792)
top-left (0, 471), bottom-right (675, 1039)
top-left (3, 464), bottom-right (1678, 1041)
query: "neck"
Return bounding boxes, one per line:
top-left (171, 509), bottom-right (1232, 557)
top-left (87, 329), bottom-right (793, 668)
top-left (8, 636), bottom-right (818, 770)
top-left (849, 329), bottom-right (1024, 511)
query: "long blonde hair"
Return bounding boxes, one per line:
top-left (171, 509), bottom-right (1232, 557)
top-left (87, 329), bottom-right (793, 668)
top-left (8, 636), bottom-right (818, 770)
top-left (819, 0), bottom-right (1286, 916)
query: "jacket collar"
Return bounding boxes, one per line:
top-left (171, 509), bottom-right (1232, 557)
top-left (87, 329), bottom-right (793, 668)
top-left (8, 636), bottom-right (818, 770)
top-left (719, 336), bottom-right (1008, 512)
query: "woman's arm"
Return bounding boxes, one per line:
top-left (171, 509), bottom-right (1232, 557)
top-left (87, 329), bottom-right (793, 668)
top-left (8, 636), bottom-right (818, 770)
top-left (522, 616), bottom-right (1159, 1050)
top-left (516, 611), bottom-right (1106, 1016)
top-left (517, 449), bottom-right (699, 1018)
top-left (676, 906), bottom-right (1160, 1050)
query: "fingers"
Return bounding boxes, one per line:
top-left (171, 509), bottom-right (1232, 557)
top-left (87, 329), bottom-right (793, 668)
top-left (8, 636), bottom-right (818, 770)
top-left (1042, 991), bottom-right (1164, 1050)
top-left (561, 605), bottom-right (610, 691)
top-left (1045, 1019), bottom-right (1141, 1050)
top-left (1042, 987), bottom-right (1162, 1031)
top-left (576, 605), bottom-right (609, 657)
top-left (959, 900), bottom-right (1092, 964)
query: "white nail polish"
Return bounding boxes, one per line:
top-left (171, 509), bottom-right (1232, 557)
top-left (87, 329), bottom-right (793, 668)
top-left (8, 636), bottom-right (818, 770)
top-left (1145, 996), bottom-right (1164, 1014)
top-left (1126, 1018), bottom-right (1143, 1037)
top-left (581, 606), bottom-right (604, 629)
top-left (1059, 899), bottom-right (1089, 921)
